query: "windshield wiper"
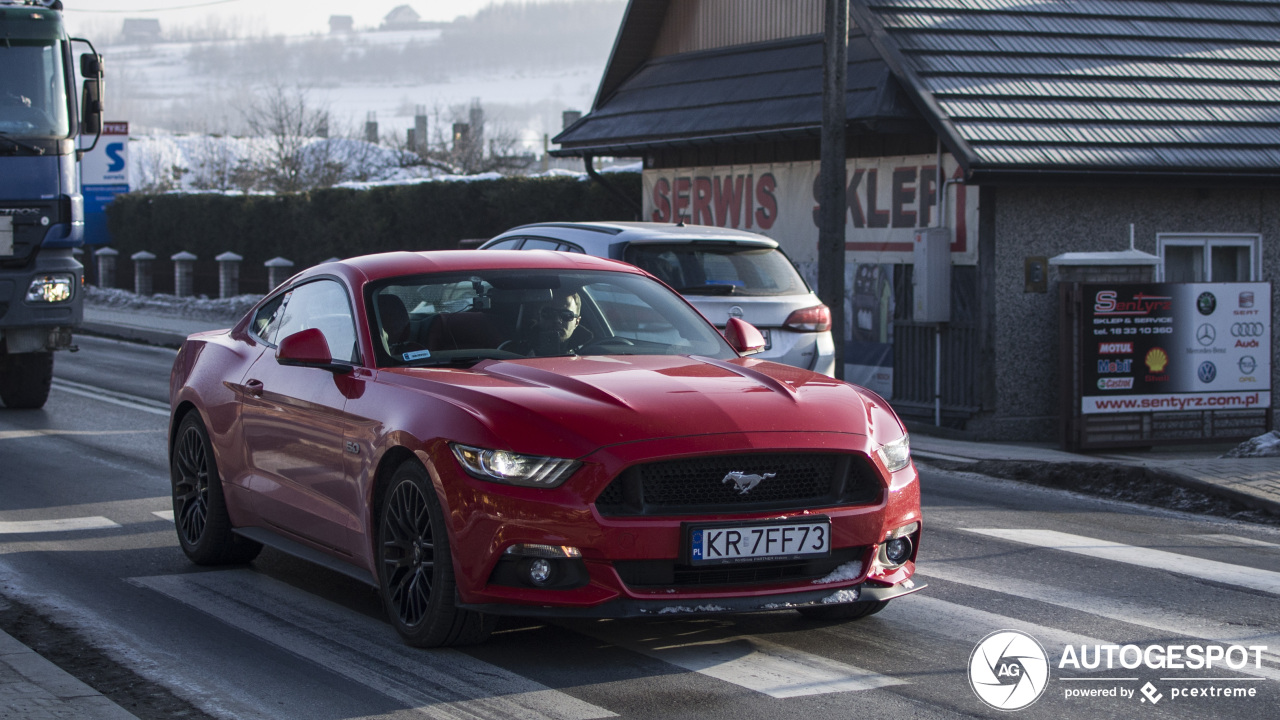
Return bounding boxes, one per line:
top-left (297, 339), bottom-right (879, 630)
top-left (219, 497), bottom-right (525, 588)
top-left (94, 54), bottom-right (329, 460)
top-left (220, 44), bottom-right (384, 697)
top-left (0, 132), bottom-right (44, 155)
top-left (675, 283), bottom-right (737, 295)
top-left (409, 355), bottom-right (491, 368)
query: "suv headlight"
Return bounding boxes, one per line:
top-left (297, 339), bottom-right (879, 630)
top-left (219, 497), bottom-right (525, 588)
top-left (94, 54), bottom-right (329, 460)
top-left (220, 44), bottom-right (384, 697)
top-left (26, 274), bottom-right (75, 303)
top-left (450, 443), bottom-right (580, 488)
top-left (875, 434), bottom-right (911, 473)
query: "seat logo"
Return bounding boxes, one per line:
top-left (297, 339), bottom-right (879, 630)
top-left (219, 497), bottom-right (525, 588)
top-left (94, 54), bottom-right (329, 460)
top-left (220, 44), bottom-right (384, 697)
top-left (721, 471), bottom-right (774, 494)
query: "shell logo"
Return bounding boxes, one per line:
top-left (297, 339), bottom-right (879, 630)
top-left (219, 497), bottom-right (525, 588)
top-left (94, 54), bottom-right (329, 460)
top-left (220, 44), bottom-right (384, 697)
top-left (1145, 347), bottom-right (1169, 373)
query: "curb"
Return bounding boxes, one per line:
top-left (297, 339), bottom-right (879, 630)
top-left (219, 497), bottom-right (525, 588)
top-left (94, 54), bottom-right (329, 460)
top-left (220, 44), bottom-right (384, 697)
top-left (0, 629), bottom-right (140, 720)
top-left (78, 321), bottom-right (186, 349)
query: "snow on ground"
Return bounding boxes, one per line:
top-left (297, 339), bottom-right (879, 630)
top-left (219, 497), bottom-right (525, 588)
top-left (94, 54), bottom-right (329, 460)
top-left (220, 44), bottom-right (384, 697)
top-left (1223, 431), bottom-right (1280, 458)
top-left (85, 286), bottom-right (260, 323)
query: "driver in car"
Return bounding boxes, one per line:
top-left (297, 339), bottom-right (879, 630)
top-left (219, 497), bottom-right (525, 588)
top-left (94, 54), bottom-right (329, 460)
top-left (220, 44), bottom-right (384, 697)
top-left (511, 290), bottom-right (594, 356)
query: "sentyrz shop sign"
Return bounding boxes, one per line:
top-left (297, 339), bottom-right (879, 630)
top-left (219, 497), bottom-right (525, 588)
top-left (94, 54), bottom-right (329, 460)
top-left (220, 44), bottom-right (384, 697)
top-left (1080, 283), bottom-right (1271, 415)
top-left (641, 155), bottom-right (980, 266)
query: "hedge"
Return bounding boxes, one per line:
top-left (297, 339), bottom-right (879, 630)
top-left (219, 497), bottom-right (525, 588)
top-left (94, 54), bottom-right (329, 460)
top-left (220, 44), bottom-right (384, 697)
top-left (102, 172), bottom-right (642, 296)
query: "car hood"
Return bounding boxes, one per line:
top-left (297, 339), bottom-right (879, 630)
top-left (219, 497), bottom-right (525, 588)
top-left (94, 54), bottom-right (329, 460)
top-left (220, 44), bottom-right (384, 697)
top-left (377, 355), bottom-right (899, 457)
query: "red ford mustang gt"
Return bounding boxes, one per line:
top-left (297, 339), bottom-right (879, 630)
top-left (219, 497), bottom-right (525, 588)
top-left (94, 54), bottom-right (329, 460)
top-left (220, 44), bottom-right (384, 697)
top-left (169, 250), bottom-right (923, 646)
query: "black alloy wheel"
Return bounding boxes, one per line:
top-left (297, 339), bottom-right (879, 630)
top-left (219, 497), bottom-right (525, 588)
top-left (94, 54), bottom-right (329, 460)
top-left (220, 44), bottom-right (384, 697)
top-left (171, 412), bottom-right (261, 565)
top-left (377, 461), bottom-right (494, 647)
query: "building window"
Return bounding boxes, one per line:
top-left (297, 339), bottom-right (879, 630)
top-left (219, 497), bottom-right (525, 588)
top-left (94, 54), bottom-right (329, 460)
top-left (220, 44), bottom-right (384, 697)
top-left (1157, 234), bottom-right (1260, 282)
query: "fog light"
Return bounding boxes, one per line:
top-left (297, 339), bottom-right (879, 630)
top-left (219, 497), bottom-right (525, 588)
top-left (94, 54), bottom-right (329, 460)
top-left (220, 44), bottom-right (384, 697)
top-left (884, 537), bottom-right (912, 565)
top-left (527, 558), bottom-right (553, 586)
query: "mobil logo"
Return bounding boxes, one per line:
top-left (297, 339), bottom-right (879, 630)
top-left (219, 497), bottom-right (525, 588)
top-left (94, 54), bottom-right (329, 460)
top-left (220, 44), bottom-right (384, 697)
top-left (1097, 359), bottom-right (1133, 374)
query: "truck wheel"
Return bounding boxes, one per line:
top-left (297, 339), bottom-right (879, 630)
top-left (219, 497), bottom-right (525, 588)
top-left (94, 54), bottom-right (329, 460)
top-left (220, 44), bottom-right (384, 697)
top-left (0, 351), bottom-right (53, 409)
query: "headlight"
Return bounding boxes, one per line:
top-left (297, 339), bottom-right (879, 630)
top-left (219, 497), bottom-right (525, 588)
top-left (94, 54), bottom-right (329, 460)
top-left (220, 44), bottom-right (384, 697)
top-left (450, 443), bottom-right (580, 488)
top-left (875, 434), bottom-right (911, 473)
top-left (26, 274), bottom-right (75, 303)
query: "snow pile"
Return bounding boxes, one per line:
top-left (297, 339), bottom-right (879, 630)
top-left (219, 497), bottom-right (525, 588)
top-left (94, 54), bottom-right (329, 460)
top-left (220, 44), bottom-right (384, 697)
top-left (85, 285), bottom-right (261, 324)
top-left (811, 561), bottom-right (863, 584)
top-left (820, 589), bottom-right (861, 605)
top-left (1222, 431), bottom-right (1280, 458)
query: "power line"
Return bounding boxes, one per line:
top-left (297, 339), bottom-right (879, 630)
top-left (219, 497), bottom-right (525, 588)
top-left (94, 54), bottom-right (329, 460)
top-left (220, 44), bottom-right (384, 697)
top-left (69, 0), bottom-right (251, 14)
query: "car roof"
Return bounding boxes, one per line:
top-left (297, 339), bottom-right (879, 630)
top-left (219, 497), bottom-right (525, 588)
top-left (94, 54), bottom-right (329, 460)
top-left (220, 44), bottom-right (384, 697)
top-left (489, 221), bottom-right (780, 253)
top-left (297, 249), bottom-right (645, 286)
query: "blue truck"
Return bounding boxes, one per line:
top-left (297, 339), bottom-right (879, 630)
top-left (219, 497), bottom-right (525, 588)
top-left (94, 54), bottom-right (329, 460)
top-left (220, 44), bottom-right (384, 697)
top-left (0, 0), bottom-right (102, 408)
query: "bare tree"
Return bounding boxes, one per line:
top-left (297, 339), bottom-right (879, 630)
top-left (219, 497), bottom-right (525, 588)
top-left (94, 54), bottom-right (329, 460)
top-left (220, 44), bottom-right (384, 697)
top-left (240, 83), bottom-right (336, 192)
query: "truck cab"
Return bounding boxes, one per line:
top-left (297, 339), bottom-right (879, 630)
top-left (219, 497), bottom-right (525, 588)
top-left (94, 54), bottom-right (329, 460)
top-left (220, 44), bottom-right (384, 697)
top-left (0, 0), bottom-right (102, 408)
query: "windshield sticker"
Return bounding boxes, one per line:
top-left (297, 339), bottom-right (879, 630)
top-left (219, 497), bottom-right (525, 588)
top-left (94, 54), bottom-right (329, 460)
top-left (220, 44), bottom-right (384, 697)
top-left (402, 350), bottom-right (432, 361)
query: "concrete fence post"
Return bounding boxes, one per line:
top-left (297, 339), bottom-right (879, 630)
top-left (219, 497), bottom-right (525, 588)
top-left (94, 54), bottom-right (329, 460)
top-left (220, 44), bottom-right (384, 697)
top-left (95, 247), bottom-right (118, 289)
top-left (264, 256), bottom-right (295, 291)
top-left (131, 251), bottom-right (155, 295)
top-left (171, 251), bottom-right (198, 297)
top-left (216, 251), bottom-right (243, 299)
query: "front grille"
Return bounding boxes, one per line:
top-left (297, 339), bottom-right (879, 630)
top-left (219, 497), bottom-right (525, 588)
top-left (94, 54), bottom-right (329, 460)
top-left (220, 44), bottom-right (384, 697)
top-left (595, 452), bottom-right (882, 516)
top-left (614, 547), bottom-right (867, 588)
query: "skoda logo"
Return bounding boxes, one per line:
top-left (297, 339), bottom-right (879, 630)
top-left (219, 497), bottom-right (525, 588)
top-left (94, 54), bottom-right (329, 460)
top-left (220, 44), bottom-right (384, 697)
top-left (1231, 323), bottom-right (1265, 338)
top-left (1198, 361), bottom-right (1217, 383)
top-left (1240, 356), bottom-right (1257, 375)
top-left (1196, 324), bottom-right (1216, 346)
top-left (728, 306), bottom-right (745, 320)
top-left (969, 630), bottom-right (1050, 711)
top-left (1197, 292), bottom-right (1216, 315)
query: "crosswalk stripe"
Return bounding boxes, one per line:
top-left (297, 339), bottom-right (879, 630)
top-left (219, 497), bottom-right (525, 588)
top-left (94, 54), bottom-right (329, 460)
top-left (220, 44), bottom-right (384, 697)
top-left (833, 594), bottom-right (1280, 682)
top-left (919, 565), bottom-right (1280, 666)
top-left (0, 517), bottom-right (120, 534)
top-left (1190, 534), bottom-right (1280, 550)
top-left (563, 619), bottom-right (903, 698)
top-left (130, 569), bottom-right (615, 720)
top-left (152, 510), bottom-right (174, 522)
top-left (965, 528), bottom-right (1280, 596)
top-left (50, 379), bottom-right (170, 417)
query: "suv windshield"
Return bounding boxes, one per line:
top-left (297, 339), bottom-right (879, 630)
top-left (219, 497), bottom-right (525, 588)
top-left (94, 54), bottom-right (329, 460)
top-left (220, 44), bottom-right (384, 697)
top-left (624, 244), bottom-right (808, 296)
top-left (368, 269), bottom-right (736, 367)
top-left (0, 41), bottom-right (71, 137)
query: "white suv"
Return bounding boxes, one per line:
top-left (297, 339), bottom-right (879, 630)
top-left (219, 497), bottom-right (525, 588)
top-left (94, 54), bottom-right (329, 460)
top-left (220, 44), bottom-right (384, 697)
top-left (480, 222), bottom-right (835, 376)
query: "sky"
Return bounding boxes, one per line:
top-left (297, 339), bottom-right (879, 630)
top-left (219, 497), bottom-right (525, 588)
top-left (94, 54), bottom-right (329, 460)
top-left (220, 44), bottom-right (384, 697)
top-left (62, 0), bottom-right (535, 38)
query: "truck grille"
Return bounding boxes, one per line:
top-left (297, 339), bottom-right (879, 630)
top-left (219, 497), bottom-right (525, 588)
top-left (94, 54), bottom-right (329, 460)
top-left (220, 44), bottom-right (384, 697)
top-left (594, 452), bottom-right (882, 517)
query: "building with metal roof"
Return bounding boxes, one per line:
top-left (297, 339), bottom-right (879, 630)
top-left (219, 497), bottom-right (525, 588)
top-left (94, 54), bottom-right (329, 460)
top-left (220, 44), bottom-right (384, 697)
top-left (554, 0), bottom-right (1278, 443)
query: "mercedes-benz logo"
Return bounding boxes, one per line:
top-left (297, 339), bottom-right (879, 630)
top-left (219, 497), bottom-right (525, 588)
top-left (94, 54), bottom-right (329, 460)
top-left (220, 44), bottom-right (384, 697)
top-left (1196, 323), bottom-right (1216, 346)
top-left (969, 630), bottom-right (1050, 711)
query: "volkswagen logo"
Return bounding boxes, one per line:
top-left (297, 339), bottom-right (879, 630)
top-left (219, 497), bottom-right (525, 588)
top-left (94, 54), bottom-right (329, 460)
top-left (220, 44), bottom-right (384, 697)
top-left (1198, 361), bottom-right (1217, 383)
top-left (1240, 356), bottom-right (1258, 375)
top-left (1197, 292), bottom-right (1216, 315)
top-left (1196, 323), bottom-right (1216, 346)
top-left (1231, 323), bottom-right (1265, 338)
top-left (969, 630), bottom-right (1050, 711)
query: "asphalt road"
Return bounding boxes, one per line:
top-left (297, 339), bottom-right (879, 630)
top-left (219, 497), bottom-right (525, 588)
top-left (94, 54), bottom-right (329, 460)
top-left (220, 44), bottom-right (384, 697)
top-left (1, 335), bottom-right (1278, 719)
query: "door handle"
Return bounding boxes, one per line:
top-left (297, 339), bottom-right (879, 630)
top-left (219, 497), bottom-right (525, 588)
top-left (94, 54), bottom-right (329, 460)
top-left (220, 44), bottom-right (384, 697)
top-left (245, 379), bottom-right (264, 397)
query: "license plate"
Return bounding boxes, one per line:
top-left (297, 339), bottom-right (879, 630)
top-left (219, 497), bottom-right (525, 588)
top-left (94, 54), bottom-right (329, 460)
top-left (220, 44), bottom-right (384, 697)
top-left (687, 518), bottom-right (830, 565)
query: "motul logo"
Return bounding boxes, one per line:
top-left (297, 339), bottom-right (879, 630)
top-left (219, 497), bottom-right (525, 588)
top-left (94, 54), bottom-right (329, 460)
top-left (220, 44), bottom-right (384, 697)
top-left (1098, 342), bottom-right (1133, 354)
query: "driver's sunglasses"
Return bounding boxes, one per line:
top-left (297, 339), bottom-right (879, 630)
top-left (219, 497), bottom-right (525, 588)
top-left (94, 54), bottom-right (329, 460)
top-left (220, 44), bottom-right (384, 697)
top-left (541, 307), bottom-right (579, 323)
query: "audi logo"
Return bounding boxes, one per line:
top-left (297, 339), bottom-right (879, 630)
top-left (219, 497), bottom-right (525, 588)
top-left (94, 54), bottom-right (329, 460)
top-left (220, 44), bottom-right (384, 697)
top-left (1231, 323), bottom-right (1266, 338)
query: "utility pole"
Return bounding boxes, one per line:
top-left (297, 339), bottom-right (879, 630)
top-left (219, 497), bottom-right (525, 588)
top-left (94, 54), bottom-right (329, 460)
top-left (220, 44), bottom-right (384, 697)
top-left (819, 0), bottom-right (849, 379)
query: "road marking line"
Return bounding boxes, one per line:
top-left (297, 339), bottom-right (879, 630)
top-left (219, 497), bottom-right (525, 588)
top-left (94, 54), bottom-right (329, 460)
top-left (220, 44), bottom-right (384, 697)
top-left (130, 569), bottom-right (615, 720)
top-left (564, 620), bottom-right (903, 698)
top-left (152, 510), bottom-right (174, 522)
top-left (965, 528), bottom-right (1280, 596)
top-left (50, 379), bottom-right (170, 417)
top-left (1190, 534), bottom-right (1280, 550)
top-left (0, 517), bottom-right (120, 534)
top-left (834, 594), bottom-right (1280, 681)
top-left (0, 429), bottom-right (158, 441)
top-left (919, 565), bottom-right (1280, 666)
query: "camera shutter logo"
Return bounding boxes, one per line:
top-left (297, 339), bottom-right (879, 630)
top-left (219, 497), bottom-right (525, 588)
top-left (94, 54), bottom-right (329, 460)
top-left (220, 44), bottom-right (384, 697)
top-left (969, 630), bottom-right (1050, 711)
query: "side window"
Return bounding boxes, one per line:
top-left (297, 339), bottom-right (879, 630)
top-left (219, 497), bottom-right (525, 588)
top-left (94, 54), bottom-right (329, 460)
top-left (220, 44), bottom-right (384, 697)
top-left (250, 293), bottom-right (287, 345)
top-left (486, 238), bottom-right (523, 250)
top-left (560, 243), bottom-right (585, 254)
top-left (521, 237), bottom-right (562, 251)
top-left (275, 279), bottom-right (360, 363)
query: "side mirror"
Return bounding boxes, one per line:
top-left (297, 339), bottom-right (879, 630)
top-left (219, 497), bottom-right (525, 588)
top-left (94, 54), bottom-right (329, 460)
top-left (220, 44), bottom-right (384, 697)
top-left (80, 79), bottom-right (103, 137)
top-left (276, 328), bottom-right (352, 374)
top-left (723, 317), bottom-right (766, 356)
top-left (80, 52), bottom-right (104, 79)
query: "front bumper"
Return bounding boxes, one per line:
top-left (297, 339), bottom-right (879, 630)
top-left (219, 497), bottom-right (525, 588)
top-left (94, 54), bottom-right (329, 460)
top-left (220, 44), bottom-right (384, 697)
top-left (459, 576), bottom-right (926, 618)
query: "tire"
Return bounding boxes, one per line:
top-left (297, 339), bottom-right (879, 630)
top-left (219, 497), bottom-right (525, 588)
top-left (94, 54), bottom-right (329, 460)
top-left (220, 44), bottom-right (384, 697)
top-left (171, 411), bottom-right (262, 565)
top-left (0, 351), bottom-right (53, 409)
top-left (797, 600), bottom-right (889, 622)
top-left (377, 461), bottom-right (495, 647)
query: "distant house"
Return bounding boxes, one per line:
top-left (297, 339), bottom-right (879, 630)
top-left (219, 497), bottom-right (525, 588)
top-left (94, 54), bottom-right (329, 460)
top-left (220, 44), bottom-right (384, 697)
top-left (121, 18), bottom-right (161, 44)
top-left (328, 15), bottom-right (354, 34)
top-left (382, 5), bottom-right (421, 29)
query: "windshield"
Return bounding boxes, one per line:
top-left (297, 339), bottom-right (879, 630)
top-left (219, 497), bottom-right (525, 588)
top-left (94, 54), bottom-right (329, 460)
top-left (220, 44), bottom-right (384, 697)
top-left (0, 41), bottom-right (71, 137)
top-left (367, 269), bottom-right (737, 368)
top-left (624, 244), bottom-right (808, 296)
